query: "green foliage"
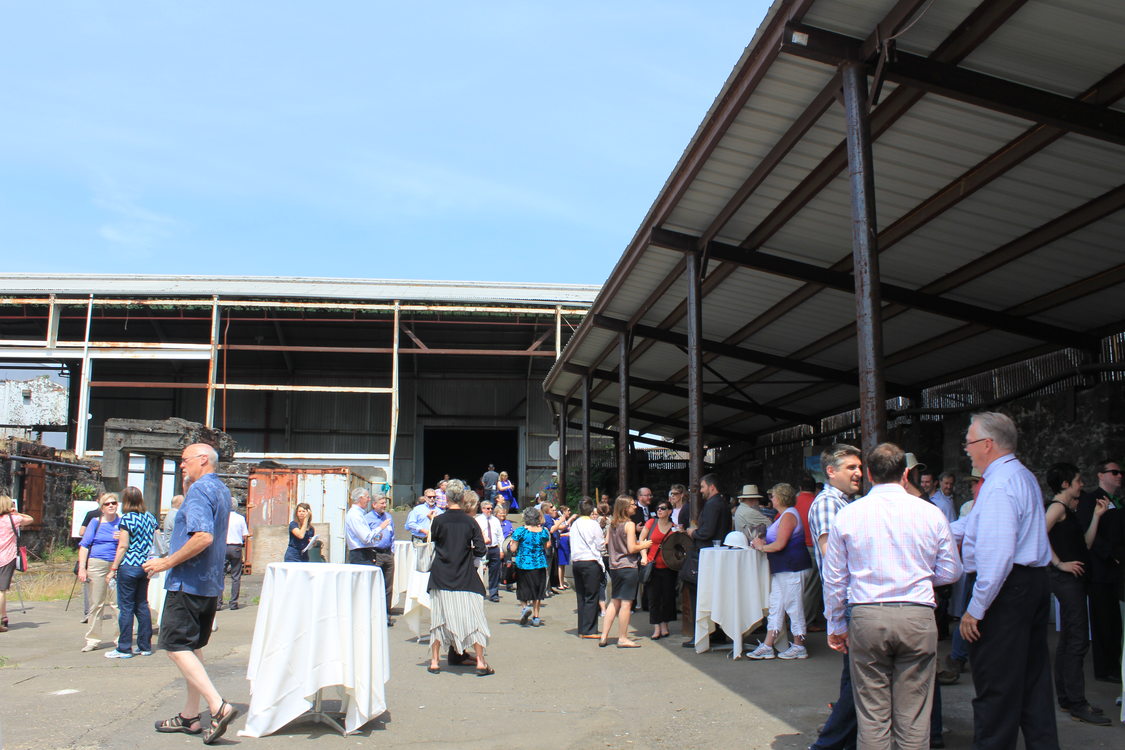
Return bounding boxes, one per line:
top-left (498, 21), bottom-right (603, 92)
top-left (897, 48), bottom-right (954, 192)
top-left (71, 481), bottom-right (99, 502)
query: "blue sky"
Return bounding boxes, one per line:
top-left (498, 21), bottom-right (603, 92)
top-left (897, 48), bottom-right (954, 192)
top-left (1, 2), bottom-right (771, 284)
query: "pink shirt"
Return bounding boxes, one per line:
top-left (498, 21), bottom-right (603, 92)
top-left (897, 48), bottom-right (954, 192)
top-left (822, 483), bottom-right (963, 635)
top-left (1, 513), bottom-right (24, 566)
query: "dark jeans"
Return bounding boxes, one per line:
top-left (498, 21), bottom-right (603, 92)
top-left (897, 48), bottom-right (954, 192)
top-left (1048, 567), bottom-right (1090, 708)
top-left (116, 564), bottom-right (152, 653)
top-left (222, 545), bottom-right (244, 606)
top-left (968, 565), bottom-right (1058, 750)
top-left (812, 648), bottom-right (858, 750)
top-left (572, 560), bottom-right (603, 635)
top-left (484, 546), bottom-right (502, 598)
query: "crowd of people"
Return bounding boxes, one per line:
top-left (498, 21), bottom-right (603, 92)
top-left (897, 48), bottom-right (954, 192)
top-left (3, 424), bottom-right (1123, 746)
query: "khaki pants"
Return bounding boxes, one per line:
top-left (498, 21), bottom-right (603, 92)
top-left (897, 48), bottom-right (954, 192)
top-left (849, 604), bottom-right (936, 750)
top-left (84, 558), bottom-right (120, 648)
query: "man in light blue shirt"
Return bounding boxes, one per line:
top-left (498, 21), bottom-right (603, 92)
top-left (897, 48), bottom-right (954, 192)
top-left (405, 489), bottom-right (442, 544)
top-left (949, 412), bottom-right (1056, 749)
top-left (346, 488), bottom-right (379, 557)
top-left (366, 490), bottom-right (395, 626)
top-left (929, 472), bottom-right (957, 524)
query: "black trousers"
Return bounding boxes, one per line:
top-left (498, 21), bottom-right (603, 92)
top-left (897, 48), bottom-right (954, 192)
top-left (648, 567), bottom-right (678, 625)
top-left (484, 546), bottom-right (501, 598)
top-left (348, 547), bottom-right (394, 620)
top-left (1087, 580), bottom-right (1123, 680)
top-left (967, 565), bottom-right (1059, 750)
top-left (572, 560), bottom-right (602, 636)
top-left (1048, 567), bottom-right (1089, 708)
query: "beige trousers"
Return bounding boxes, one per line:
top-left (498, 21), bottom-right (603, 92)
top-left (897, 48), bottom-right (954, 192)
top-left (849, 604), bottom-right (937, 750)
top-left (84, 558), bottom-right (120, 647)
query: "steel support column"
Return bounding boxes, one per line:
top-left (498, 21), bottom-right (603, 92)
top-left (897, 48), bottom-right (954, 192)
top-left (841, 62), bottom-right (887, 454)
top-left (685, 252), bottom-right (704, 522)
top-left (581, 373), bottom-right (591, 497)
top-left (617, 331), bottom-right (630, 494)
top-left (75, 295), bottom-right (94, 458)
top-left (143, 455), bottom-right (163, 516)
top-left (389, 301), bottom-right (401, 491)
top-left (557, 398), bottom-right (568, 505)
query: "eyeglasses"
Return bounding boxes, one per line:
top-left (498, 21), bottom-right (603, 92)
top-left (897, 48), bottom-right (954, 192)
top-left (1100, 469), bottom-right (1122, 476)
top-left (102, 501), bottom-right (118, 506)
top-left (657, 506), bottom-right (671, 511)
top-left (962, 437), bottom-right (991, 449)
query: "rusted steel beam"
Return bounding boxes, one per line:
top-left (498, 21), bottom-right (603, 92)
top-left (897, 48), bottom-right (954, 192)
top-left (842, 61), bottom-right (887, 454)
top-left (581, 374), bottom-right (591, 497)
top-left (90, 381), bottom-right (207, 389)
top-left (685, 252), bottom-right (705, 521)
top-left (617, 331), bottom-right (631, 494)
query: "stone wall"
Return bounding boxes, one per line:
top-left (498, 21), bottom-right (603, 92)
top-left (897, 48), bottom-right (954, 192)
top-left (0, 438), bottom-right (103, 556)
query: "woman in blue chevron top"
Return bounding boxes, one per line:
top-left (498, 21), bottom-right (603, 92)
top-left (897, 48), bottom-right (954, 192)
top-left (105, 486), bottom-right (160, 659)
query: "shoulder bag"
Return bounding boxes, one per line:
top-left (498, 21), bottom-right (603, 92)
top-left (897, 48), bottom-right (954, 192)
top-left (9, 514), bottom-right (28, 573)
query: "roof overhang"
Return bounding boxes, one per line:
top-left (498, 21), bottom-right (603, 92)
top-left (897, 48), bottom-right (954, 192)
top-left (544, 0), bottom-right (1125, 445)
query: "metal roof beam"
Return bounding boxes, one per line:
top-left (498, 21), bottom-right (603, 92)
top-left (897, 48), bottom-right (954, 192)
top-left (560, 361), bottom-right (809, 423)
top-left (589, 312), bottom-right (912, 396)
top-left (782, 23), bottom-right (1125, 147)
top-left (565, 420), bottom-right (688, 452)
top-left (651, 228), bottom-right (1094, 349)
top-left (546, 392), bottom-right (750, 443)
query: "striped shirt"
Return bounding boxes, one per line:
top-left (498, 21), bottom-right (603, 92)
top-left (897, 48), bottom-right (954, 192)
top-left (119, 511), bottom-right (159, 567)
top-left (950, 454), bottom-right (1051, 620)
top-left (808, 484), bottom-right (851, 573)
top-left (822, 483), bottom-right (963, 635)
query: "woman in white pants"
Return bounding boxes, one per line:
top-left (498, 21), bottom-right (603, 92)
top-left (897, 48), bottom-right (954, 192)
top-left (748, 483), bottom-right (813, 660)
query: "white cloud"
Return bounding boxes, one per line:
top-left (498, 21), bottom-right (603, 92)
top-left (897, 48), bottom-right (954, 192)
top-left (92, 176), bottom-right (176, 252)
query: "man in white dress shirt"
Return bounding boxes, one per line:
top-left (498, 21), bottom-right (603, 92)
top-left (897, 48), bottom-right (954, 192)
top-left (476, 500), bottom-right (504, 602)
top-left (220, 499), bottom-right (250, 610)
top-left (823, 442), bottom-right (962, 750)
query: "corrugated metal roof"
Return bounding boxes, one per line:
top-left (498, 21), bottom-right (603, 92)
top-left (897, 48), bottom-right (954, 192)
top-left (544, 0), bottom-right (1125, 446)
top-left (0, 273), bottom-right (599, 306)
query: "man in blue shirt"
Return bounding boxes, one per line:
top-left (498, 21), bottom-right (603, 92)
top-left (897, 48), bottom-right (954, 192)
top-left (143, 443), bottom-right (238, 743)
top-left (367, 490), bottom-right (396, 627)
top-left (950, 412), bottom-right (1058, 748)
top-left (405, 489), bottom-right (442, 544)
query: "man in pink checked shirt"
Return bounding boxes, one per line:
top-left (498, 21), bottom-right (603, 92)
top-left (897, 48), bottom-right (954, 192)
top-left (822, 442), bottom-right (963, 750)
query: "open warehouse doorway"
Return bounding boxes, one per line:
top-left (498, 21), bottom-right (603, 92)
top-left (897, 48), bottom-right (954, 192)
top-left (422, 427), bottom-right (519, 495)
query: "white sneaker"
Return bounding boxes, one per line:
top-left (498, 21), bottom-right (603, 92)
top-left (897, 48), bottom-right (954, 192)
top-left (777, 643), bottom-right (808, 660)
top-left (133, 649), bottom-right (153, 656)
top-left (746, 641), bottom-right (775, 660)
top-left (105, 649), bottom-right (134, 659)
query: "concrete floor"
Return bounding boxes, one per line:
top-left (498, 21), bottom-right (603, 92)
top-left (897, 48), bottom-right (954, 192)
top-left (0, 573), bottom-right (1121, 750)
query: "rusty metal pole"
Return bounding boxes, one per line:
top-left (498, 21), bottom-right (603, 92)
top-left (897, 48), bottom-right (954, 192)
top-left (841, 62), bottom-right (887, 456)
top-left (581, 373), bottom-right (591, 497)
top-left (685, 252), bottom-right (704, 523)
top-left (557, 398), bottom-right (568, 506)
top-left (617, 330), bottom-right (630, 495)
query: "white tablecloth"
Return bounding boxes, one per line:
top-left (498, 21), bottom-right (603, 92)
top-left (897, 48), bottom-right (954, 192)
top-left (694, 547), bottom-right (770, 655)
top-left (391, 540), bottom-right (414, 609)
top-left (241, 563), bottom-right (390, 737)
top-left (400, 554), bottom-right (432, 638)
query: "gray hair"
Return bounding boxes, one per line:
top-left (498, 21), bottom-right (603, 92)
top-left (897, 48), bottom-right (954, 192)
top-left (938, 471), bottom-right (955, 482)
top-left (230, 496), bottom-right (239, 510)
top-left (350, 487), bottom-right (370, 503)
top-left (370, 487), bottom-right (386, 500)
top-left (522, 506), bottom-right (542, 525)
top-left (445, 479), bottom-right (465, 505)
top-left (198, 444), bottom-right (219, 467)
top-left (462, 490), bottom-right (479, 514)
top-left (820, 443), bottom-right (861, 474)
top-left (970, 411), bottom-right (1018, 453)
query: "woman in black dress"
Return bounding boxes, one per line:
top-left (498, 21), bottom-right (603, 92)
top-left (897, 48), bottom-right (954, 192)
top-left (425, 479), bottom-right (493, 675)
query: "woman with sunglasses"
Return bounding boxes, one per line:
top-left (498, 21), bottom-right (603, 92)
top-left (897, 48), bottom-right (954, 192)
top-left (638, 499), bottom-right (677, 639)
top-left (78, 493), bottom-right (122, 652)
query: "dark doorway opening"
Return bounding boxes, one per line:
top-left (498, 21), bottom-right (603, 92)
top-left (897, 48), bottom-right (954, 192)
top-left (422, 427), bottom-right (519, 493)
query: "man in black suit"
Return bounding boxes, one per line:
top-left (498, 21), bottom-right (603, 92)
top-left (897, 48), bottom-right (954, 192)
top-left (680, 473), bottom-right (733, 648)
top-left (1076, 459), bottom-right (1123, 684)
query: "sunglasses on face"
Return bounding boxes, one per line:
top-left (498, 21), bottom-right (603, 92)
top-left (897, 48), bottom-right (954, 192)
top-left (1102, 469), bottom-right (1122, 476)
top-left (102, 501), bottom-right (118, 506)
top-left (657, 506), bottom-right (671, 511)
